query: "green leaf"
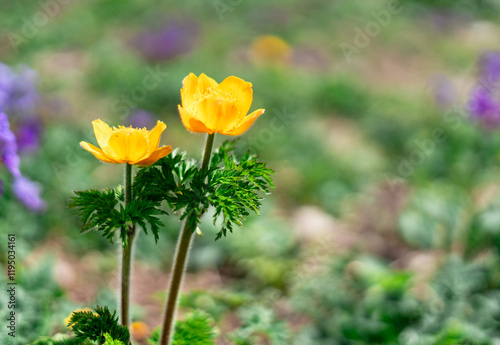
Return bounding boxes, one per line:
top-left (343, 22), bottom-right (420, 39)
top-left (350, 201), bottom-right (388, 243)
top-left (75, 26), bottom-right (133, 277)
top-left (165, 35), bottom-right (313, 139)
top-left (103, 333), bottom-right (125, 345)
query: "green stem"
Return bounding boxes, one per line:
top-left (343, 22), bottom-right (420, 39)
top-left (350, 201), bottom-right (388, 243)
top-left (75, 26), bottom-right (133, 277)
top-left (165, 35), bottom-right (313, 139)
top-left (159, 133), bottom-right (215, 345)
top-left (201, 133), bottom-right (215, 172)
top-left (120, 163), bottom-right (136, 328)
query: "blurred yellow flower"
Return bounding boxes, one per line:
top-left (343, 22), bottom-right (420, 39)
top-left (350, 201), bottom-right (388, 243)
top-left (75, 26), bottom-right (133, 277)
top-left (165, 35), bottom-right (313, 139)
top-left (251, 35), bottom-right (291, 64)
top-left (80, 119), bottom-right (173, 165)
top-left (178, 73), bottom-right (265, 135)
top-left (64, 307), bottom-right (96, 329)
top-left (131, 321), bottom-right (150, 340)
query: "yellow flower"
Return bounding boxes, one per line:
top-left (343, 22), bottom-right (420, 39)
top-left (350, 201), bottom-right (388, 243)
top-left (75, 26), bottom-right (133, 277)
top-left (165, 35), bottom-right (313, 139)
top-left (64, 308), bottom-right (96, 329)
top-left (178, 73), bottom-right (265, 135)
top-left (251, 35), bottom-right (291, 65)
top-left (131, 321), bottom-right (150, 340)
top-left (80, 119), bottom-right (173, 165)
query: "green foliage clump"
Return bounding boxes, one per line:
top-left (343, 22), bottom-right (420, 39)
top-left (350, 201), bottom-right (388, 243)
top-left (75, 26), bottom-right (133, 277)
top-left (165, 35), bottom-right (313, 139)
top-left (229, 306), bottom-right (291, 345)
top-left (148, 311), bottom-right (216, 345)
top-left (314, 78), bottom-right (368, 118)
top-left (31, 333), bottom-right (125, 345)
top-left (68, 306), bottom-right (130, 345)
top-left (30, 334), bottom-right (93, 345)
top-left (180, 290), bottom-right (250, 321)
top-left (291, 256), bottom-right (421, 345)
top-left (0, 259), bottom-right (69, 345)
top-left (290, 252), bottom-right (500, 345)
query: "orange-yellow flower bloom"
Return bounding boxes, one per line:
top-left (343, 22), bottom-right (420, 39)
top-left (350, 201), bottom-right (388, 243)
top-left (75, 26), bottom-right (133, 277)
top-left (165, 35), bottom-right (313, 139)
top-left (131, 321), bottom-right (150, 340)
top-left (178, 73), bottom-right (265, 135)
top-left (80, 119), bottom-right (173, 165)
top-left (251, 35), bottom-right (291, 65)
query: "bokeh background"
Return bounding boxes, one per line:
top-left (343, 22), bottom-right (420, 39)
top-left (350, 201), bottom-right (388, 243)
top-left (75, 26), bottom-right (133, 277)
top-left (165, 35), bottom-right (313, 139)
top-left (2, 0), bottom-right (500, 344)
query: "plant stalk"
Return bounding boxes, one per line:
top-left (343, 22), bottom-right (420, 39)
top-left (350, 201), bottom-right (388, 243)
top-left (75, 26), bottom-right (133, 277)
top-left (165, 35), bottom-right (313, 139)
top-left (159, 133), bottom-right (215, 345)
top-left (120, 163), bottom-right (136, 328)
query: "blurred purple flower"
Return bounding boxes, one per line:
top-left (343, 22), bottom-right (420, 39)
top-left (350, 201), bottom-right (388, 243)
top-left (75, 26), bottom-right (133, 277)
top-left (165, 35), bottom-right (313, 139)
top-left (126, 109), bottom-right (157, 129)
top-left (0, 111), bottom-right (45, 212)
top-left (12, 176), bottom-right (46, 212)
top-left (0, 63), bottom-right (40, 117)
top-left (132, 19), bottom-right (199, 62)
top-left (468, 52), bottom-right (500, 128)
top-left (15, 118), bottom-right (42, 153)
top-left (0, 111), bottom-right (20, 176)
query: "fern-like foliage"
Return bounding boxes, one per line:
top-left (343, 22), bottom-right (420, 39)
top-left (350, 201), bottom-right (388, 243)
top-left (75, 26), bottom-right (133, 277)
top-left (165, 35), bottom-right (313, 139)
top-left (148, 311), bottom-right (216, 345)
top-left (208, 141), bottom-right (274, 240)
top-left (69, 189), bottom-right (119, 239)
top-left (69, 306), bottom-right (131, 345)
top-left (103, 333), bottom-right (125, 345)
top-left (134, 141), bottom-right (274, 240)
top-left (133, 149), bottom-right (198, 207)
top-left (69, 186), bottom-right (165, 245)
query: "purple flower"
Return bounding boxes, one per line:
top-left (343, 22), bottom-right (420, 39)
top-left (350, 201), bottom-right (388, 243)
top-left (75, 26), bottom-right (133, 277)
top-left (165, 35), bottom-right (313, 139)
top-left (0, 111), bottom-right (20, 176)
top-left (15, 118), bottom-right (42, 153)
top-left (131, 19), bottom-right (199, 62)
top-left (12, 176), bottom-right (46, 213)
top-left (0, 111), bottom-right (45, 212)
top-left (480, 52), bottom-right (500, 83)
top-left (126, 109), bottom-right (157, 129)
top-left (468, 52), bottom-right (500, 128)
top-left (0, 63), bottom-right (40, 117)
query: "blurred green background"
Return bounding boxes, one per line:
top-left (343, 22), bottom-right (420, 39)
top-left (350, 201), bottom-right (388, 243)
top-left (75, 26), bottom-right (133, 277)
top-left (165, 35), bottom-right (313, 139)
top-left (2, 0), bottom-right (500, 344)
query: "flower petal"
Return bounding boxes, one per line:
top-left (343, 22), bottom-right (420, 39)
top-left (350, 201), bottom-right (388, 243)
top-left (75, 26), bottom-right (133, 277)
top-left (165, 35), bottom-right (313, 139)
top-left (134, 145), bottom-right (173, 166)
top-left (179, 105), bottom-right (212, 133)
top-left (195, 98), bottom-right (239, 132)
top-left (222, 108), bottom-right (265, 136)
top-left (106, 129), bottom-right (149, 163)
top-left (198, 73), bottom-right (218, 94)
top-left (196, 98), bottom-right (221, 131)
top-left (80, 141), bottom-right (117, 163)
top-left (91, 119), bottom-right (113, 153)
top-left (147, 121), bottom-right (167, 150)
top-left (218, 76), bottom-right (253, 116)
top-left (181, 73), bottom-right (199, 109)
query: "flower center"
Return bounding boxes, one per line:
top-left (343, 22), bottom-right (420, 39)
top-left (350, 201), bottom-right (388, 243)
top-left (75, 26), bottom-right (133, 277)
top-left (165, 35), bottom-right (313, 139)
top-left (114, 126), bottom-right (149, 137)
top-left (189, 86), bottom-right (236, 111)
